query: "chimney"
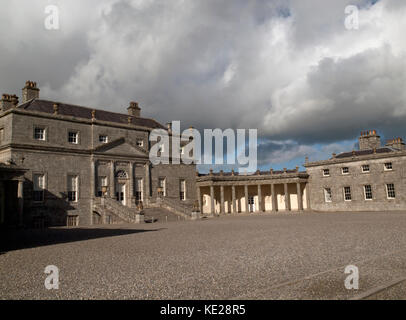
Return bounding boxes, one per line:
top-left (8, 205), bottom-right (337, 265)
top-left (0, 94), bottom-right (13, 112)
top-left (385, 137), bottom-right (406, 151)
top-left (22, 81), bottom-right (39, 103)
top-left (358, 129), bottom-right (381, 150)
top-left (166, 122), bottom-right (172, 133)
top-left (127, 101), bottom-right (140, 117)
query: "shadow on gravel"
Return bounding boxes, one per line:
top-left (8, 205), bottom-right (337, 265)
top-left (0, 227), bottom-right (164, 254)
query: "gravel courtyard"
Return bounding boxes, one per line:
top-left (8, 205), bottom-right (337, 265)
top-left (1, 212), bottom-right (406, 300)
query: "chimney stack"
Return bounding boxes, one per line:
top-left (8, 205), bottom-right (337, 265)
top-left (1, 94), bottom-right (13, 112)
top-left (385, 137), bottom-right (406, 151)
top-left (22, 81), bottom-right (39, 103)
top-left (358, 129), bottom-right (381, 151)
top-left (127, 101), bottom-right (140, 117)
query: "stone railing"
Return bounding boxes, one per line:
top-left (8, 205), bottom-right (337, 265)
top-left (154, 197), bottom-right (194, 218)
top-left (93, 197), bottom-right (142, 223)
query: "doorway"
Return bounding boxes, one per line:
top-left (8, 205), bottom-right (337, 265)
top-left (248, 196), bottom-right (255, 212)
top-left (116, 183), bottom-right (126, 205)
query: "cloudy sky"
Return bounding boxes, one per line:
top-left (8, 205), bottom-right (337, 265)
top-left (1, 0), bottom-right (405, 171)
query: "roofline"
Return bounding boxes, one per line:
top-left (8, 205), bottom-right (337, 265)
top-left (1, 106), bottom-right (164, 132)
top-left (304, 150), bottom-right (406, 167)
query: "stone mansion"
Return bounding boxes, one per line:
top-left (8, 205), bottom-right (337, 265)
top-left (1, 81), bottom-right (406, 227)
top-left (0, 81), bottom-right (196, 227)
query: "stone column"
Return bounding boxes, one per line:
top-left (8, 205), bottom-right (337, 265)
top-left (220, 185), bottom-right (225, 214)
top-left (17, 180), bottom-right (24, 227)
top-left (297, 182), bottom-right (303, 211)
top-left (210, 185), bottom-right (215, 215)
top-left (91, 158), bottom-right (97, 197)
top-left (197, 187), bottom-right (202, 213)
top-left (129, 162), bottom-right (135, 207)
top-left (257, 184), bottom-right (262, 212)
top-left (305, 183), bottom-right (310, 211)
top-left (244, 184), bottom-right (249, 213)
top-left (231, 185), bottom-right (236, 213)
top-left (145, 162), bottom-right (151, 202)
top-left (284, 183), bottom-right (291, 211)
top-left (110, 161), bottom-right (115, 198)
top-left (271, 183), bottom-right (278, 212)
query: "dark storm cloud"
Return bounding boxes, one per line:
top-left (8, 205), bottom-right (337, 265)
top-left (1, 0), bottom-right (405, 165)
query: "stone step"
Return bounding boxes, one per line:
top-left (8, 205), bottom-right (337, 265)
top-left (143, 207), bottom-right (187, 223)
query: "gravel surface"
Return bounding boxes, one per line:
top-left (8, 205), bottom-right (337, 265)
top-left (1, 211), bottom-right (406, 299)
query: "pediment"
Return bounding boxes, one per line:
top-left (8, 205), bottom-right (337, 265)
top-left (93, 137), bottom-right (148, 157)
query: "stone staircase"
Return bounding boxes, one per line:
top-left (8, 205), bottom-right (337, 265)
top-left (143, 207), bottom-right (187, 223)
top-left (150, 197), bottom-right (194, 219)
top-left (93, 197), bottom-right (142, 224)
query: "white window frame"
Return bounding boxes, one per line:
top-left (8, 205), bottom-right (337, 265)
top-left (324, 188), bottom-right (332, 203)
top-left (364, 185), bottom-right (373, 200)
top-left (343, 186), bottom-right (352, 201)
top-left (97, 176), bottom-right (108, 197)
top-left (67, 175), bottom-right (79, 202)
top-left (323, 169), bottom-right (330, 177)
top-left (158, 178), bottom-right (166, 197)
top-left (362, 164), bottom-right (370, 173)
top-left (34, 127), bottom-right (46, 141)
top-left (180, 179), bottom-right (186, 201)
top-left (386, 183), bottom-right (396, 199)
top-left (68, 131), bottom-right (79, 144)
top-left (33, 174), bottom-right (45, 202)
top-left (384, 162), bottom-right (393, 171)
top-left (99, 135), bottom-right (108, 144)
top-left (135, 178), bottom-right (143, 202)
top-left (342, 167), bottom-right (349, 175)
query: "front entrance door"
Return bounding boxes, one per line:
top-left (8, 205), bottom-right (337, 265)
top-left (116, 183), bottom-right (126, 205)
top-left (248, 196), bottom-right (255, 212)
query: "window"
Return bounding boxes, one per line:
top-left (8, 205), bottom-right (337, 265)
top-left (323, 169), bottom-right (330, 176)
top-left (386, 183), bottom-right (396, 199)
top-left (33, 174), bottom-right (45, 202)
top-left (344, 186), bottom-right (352, 201)
top-left (158, 178), bottom-right (166, 197)
top-left (324, 188), bottom-right (332, 202)
top-left (68, 131), bottom-right (78, 144)
top-left (362, 164), bottom-right (370, 173)
top-left (135, 178), bottom-right (143, 202)
top-left (180, 179), bottom-right (186, 200)
top-left (364, 185), bottom-right (373, 200)
top-left (384, 162), bottom-right (393, 171)
top-left (342, 167), bottom-right (349, 174)
top-left (136, 140), bottom-right (144, 147)
top-left (97, 176), bottom-right (108, 197)
top-left (34, 127), bottom-right (45, 141)
top-left (99, 135), bottom-right (108, 143)
top-left (67, 175), bottom-right (78, 202)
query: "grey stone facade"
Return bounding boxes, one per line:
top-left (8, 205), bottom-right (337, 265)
top-left (305, 131), bottom-right (406, 212)
top-left (0, 81), bottom-right (196, 227)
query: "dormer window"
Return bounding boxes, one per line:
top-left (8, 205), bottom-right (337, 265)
top-left (99, 135), bottom-right (108, 143)
top-left (68, 131), bottom-right (78, 144)
top-left (323, 169), bottom-right (330, 176)
top-left (362, 164), bottom-right (370, 173)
